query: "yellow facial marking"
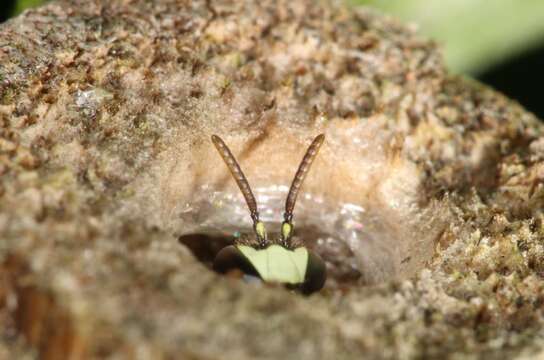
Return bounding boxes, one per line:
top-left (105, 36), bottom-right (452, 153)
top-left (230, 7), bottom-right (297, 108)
top-left (255, 221), bottom-right (267, 240)
top-left (282, 222), bottom-right (293, 240)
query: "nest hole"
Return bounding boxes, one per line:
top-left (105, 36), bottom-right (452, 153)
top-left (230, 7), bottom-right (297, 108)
top-left (178, 227), bottom-right (363, 291)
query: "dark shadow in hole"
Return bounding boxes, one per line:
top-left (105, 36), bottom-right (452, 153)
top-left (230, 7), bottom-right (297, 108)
top-left (178, 233), bottom-right (231, 269)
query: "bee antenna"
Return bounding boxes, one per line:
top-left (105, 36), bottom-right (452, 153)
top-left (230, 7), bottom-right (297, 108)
top-left (211, 135), bottom-right (267, 246)
top-left (282, 134), bottom-right (325, 246)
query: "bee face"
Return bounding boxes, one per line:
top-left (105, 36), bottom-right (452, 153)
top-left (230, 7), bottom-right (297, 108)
top-left (213, 244), bottom-right (326, 294)
top-left (211, 134), bottom-right (326, 294)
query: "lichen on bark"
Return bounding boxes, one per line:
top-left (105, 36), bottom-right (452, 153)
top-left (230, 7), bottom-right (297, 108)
top-left (1, 0), bottom-right (544, 359)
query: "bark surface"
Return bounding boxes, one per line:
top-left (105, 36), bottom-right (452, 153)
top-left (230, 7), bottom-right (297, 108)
top-left (1, 0), bottom-right (544, 359)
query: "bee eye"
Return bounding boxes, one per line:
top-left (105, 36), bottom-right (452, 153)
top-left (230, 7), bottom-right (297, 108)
top-left (213, 245), bottom-right (258, 278)
top-left (301, 251), bottom-right (326, 294)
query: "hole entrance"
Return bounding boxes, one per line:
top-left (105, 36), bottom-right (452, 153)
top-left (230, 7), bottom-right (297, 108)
top-left (178, 226), bottom-right (363, 291)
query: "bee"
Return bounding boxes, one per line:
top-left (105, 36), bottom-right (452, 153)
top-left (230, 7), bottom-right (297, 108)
top-left (211, 134), bottom-right (326, 294)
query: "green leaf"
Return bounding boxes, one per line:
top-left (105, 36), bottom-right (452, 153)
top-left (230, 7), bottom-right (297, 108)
top-left (14, 0), bottom-right (47, 16)
top-left (352, 0), bottom-right (544, 74)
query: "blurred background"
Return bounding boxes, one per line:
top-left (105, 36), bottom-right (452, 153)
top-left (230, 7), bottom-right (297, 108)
top-left (2, 0), bottom-right (544, 119)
